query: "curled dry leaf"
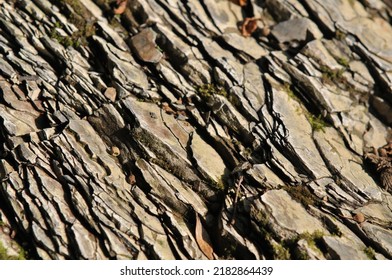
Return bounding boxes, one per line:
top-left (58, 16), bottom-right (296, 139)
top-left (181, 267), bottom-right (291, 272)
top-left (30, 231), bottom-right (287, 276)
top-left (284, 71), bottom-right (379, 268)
top-left (241, 18), bottom-right (259, 37)
top-left (114, 0), bottom-right (127, 15)
top-left (195, 213), bottom-right (215, 260)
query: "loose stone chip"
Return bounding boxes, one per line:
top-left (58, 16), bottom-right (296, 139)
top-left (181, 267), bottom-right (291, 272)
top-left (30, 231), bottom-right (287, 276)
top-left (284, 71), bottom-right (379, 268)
top-left (110, 146), bottom-right (120, 157)
top-left (104, 87), bottom-right (117, 102)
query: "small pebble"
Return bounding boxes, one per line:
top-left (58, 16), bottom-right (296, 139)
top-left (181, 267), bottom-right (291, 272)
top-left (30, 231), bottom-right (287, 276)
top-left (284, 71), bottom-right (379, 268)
top-left (110, 146), bottom-right (120, 157)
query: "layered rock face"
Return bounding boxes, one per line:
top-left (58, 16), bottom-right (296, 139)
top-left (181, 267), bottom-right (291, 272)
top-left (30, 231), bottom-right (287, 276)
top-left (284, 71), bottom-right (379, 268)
top-left (0, 0), bottom-right (391, 260)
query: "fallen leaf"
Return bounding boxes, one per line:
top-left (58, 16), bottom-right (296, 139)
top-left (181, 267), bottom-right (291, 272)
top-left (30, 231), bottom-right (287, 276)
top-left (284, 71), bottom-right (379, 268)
top-left (195, 213), bottom-right (214, 260)
top-left (114, 0), bottom-right (127, 15)
top-left (241, 17), bottom-right (259, 37)
top-left (126, 174), bottom-right (136, 185)
top-left (230, 0), bottom-right (247, 6)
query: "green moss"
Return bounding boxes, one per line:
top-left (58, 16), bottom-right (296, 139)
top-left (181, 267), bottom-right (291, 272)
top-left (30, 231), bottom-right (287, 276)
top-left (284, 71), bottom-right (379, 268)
top-left (320, 65), bottom-right (345, 85)
top-left (283, 83), bottom-right (299, 101)
top-left (337, 57), bottom-right (349, 68)
top-left (335, 29), bottom-right (346, 40)
top-left (295, 249), bottom-right (310, 260)
top-left (320, 64), bottom-right (362, 100)
top-left (299, 231), bottom-right (324, 249)
top-left (196, 83), bottom-right (227, 99)
top-left (282, 185), bottom-right (319, 207)
top-left (51, 0), bottom-right (96, 48)
top-left (364, 247), bottom-right (376, 260)
top-left (283, 230), bottom-right (325, 259)
top-left (272, 242), bottom-right (291, 260)
top-left (155, 45), bottom-right (163, 53)
top-left (0, 241), bottom-right (25, 260)
top-left (228, 93), bottom-right (240, 107)
top-left (307, 114), bottom-right (328, 132)
top-left (50, 24), bottom-right (81, 48)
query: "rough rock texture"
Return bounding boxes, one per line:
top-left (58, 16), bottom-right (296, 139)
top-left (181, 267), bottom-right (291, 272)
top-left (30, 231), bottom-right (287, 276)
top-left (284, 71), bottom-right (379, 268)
top-left (0, 0), bottom-right (391, 260)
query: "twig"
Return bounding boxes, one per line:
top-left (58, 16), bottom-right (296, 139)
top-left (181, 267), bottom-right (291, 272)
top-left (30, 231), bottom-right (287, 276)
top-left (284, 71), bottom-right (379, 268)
top-left (229, 175), bottom-right (243, 225)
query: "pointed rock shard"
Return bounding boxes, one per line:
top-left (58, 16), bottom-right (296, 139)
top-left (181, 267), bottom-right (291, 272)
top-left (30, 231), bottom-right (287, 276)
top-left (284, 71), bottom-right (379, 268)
top-left (104, 87), bottom-right (117, 102)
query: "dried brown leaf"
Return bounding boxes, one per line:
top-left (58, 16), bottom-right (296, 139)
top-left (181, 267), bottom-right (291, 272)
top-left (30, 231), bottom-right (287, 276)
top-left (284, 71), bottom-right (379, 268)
top-left (195, 213), bottom-right (214, 260)
top-left (126, 174), bottom-right (136, 185)
top-left (114, 0), bottom-right (127, 15)
top-left (240, 18), bottom-right (259, 37)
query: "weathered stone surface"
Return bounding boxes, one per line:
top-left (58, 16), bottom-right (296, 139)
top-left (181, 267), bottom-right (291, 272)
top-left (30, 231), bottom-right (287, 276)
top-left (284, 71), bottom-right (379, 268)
top-left (314, 127), bottom-right (382, 202)
top-left (260, 189), bottom-right (325, 239)
top-left (129, 28), bottom-right (163, 63)
top-left (322, 235), bottom-right (369, 260)
top-left (271, 18), bottom-right (323, 48)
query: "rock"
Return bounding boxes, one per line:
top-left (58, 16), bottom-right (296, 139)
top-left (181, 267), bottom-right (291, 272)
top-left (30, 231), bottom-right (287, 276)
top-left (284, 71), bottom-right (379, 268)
top-left (314, 127), bottom-right (382, 202)
top-left (362, 223), bottom-right (392, 258)
top-left (271, 18), bottom-right (323, 48)
top-left (259, 189), bottom-right (326, 239)
top-left (190, 132), bottom-right (227, 183)
top-left (322, 235), bottom-right (369, 260)
top-left (129, 28), bottom-right (163, 63)
top-left (103, 87), bottom-right (117, 102)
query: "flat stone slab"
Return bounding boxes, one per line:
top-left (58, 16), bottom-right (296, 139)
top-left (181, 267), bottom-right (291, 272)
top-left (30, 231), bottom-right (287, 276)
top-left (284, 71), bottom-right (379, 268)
top-left (261, 189), bottom-right (326, 239)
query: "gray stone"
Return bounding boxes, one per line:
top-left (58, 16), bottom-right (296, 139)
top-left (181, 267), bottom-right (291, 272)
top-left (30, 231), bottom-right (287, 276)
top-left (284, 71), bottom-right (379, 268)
top-left (260, 189), bottom-right (326, 239)
top-left (361, 223), bottom-right (392, 258)
top-left (314, 127), bottom-right (382, 202)
top-left (271, 18), bottom-right (323, 46)
top-left (322, 235), bottom-right (368, 260)
top-left (129, 28), bottom-right (163, 63)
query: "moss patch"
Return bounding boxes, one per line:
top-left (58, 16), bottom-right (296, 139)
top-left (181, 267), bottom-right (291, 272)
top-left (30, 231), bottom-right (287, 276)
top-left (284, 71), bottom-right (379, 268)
top-left (306, 114), bottom-right (328, 132)
top-left (284, 230), bottom-right (325, 259)
top-left (271, 241), bottom-right (291, 260)
top-left (363, 246), bottom-right (376, 260)
top-left (282, 185), bottom-right (319, 207)
top-left (299, 231), bottom-right (324, 250)
top-left (336, 57), bottom-right (349, 68)
top-left (51, 0), bottom-right (96, 48)
top-left (0, 241), bottom-right (25, 260)
top-left (320, 65), bottom-right (345, 85)
top-left (335, 29), bottom-right (346, 40)
top-left (196, 83), bottom-right (227, 99)
top-left (282, 83), bottom-right (300, 102)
